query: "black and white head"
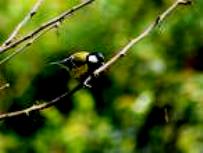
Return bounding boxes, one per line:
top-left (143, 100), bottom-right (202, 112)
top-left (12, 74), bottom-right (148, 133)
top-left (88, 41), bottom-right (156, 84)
top-left (86, 52), bottom-right (104, 72)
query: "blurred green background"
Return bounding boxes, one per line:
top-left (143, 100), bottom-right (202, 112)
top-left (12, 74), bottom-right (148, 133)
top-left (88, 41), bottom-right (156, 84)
top-left (0, 0), bottom-right (203, 153)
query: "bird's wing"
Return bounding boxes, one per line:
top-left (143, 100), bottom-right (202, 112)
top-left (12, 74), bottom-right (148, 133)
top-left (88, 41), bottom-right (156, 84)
top-left (72, 52), bottom-right (89, 66)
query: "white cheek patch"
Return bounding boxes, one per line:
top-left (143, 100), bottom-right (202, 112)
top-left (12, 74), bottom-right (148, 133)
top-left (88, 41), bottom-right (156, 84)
top-left (89, 55), bottom-right (98, 63)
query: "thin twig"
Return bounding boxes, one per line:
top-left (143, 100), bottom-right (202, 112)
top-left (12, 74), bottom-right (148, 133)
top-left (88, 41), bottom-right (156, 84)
top-left (84, 0), bottom-right (192, 84)
top-left (0, 0), bottom-right (191, 120)
top-left (0, 0), bottom-right (95, 54)
top-left (2, 0), bottom-right (44, 47)
top-left (0, 22), bottom-right (56, 65)
top-left (0, 84), bottom-right (83, 120)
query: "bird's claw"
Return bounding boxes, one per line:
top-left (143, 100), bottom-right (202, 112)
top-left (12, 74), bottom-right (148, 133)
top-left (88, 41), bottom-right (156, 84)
top-left (83, 77), bottom-right (92, 88)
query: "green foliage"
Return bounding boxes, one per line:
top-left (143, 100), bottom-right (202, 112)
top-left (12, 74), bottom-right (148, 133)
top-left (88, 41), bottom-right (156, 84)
top-left (0, 0), bottom-right (203, 152)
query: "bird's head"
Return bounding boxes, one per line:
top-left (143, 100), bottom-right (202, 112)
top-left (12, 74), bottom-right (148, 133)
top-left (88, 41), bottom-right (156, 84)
top-left (87, 52), bottom-right (104, 71)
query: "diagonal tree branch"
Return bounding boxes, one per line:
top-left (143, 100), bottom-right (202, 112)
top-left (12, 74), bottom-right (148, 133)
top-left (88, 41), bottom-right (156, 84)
top-left (2, 0), bottom-right (44, 47)
top-left (0, 0), bottom-right (95, 54)
top-left (89, 0), bottom-right (192, 78)
top-left (0, 84), bottom-right (83, 120)
top-left (0, 0), bottom-right (192, 121)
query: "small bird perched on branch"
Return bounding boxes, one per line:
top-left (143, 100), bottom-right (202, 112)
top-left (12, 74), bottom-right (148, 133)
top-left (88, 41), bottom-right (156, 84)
top-left (50, 51), bottom-right (105, 86)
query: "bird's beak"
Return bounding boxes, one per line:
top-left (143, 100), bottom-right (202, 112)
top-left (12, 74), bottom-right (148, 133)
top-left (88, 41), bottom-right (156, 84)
top-left (58, 58), bottom-right (69, 64)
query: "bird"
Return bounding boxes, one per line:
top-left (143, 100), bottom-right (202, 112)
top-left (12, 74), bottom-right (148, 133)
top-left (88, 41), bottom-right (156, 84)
top-left (50, 51), bottom-right (105, 86)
